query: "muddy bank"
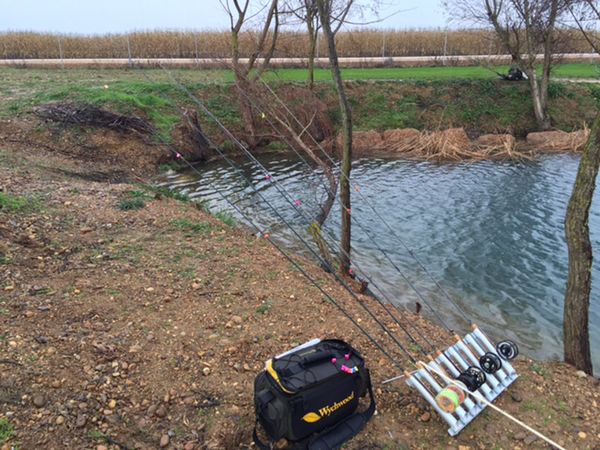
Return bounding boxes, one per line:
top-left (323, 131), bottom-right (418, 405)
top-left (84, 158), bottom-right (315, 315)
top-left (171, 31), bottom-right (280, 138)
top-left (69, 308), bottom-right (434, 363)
top-left (1, 118), bottom-right (600, 449)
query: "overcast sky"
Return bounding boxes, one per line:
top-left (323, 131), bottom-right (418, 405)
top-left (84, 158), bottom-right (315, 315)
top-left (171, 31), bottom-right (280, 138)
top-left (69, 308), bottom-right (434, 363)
top-left (0, 0), bottom-right (451, 34)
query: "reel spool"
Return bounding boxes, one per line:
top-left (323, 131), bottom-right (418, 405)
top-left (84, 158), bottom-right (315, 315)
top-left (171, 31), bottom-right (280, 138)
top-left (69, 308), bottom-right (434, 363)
top-left (456, 366), bottom-right (486, 392)
top-left (479, 352), bottom-right (502, 374)
top-left (435, 385), bottom-right (466, 413)
top-left (496, 340), bottom-right (519, 361)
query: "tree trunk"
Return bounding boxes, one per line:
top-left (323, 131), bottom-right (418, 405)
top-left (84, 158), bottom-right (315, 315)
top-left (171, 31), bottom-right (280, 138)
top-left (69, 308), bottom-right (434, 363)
top-left (529, 71), bottom-right (551, 131)
top-left (317, 0), bottom-right (352, 275)
top-left (563, 113), bottom-right (600, 375)
top-left (307, 30), bottom-right (317, 90)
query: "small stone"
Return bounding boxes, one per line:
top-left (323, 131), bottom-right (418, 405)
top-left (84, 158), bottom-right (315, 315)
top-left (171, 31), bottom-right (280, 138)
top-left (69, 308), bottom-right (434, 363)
top-left (97, 446), bottom-right (108, 450)
top-left (160, 434), bottom-right (170, 447)
top-left (145, 287), bottom-right (155, 292)
top-left (183, 396), bottom-right (195, 405)
top-left (8, 341), bottom-right (17, 348)
top-left (523, 434), bottom-right (537, 445)
top-left (155, 405), bottom-right (167, 418)
top-left (75, 414), bottom-right (87, 428)
top-left (24, 310), bottom-right (34, 318)
top-left (108, 399), bottom-right (117, 409)
top-left (33, 395), bottom-right (46, 407)
top-left (129, 344), bottom-right (142, 353)
top-left (510, 391), bottom-right (523, 403)
top-left (55, 416), bottom-right (65, 425)
top-left (458, 446), bottom-right (470, 450)
top-left (578, 431), bottom-right (587, 439)
top-left (419, 411), bottom-right (431, 422)
top-left (202, 367), bottom-right (211, 376)
top-left (147, 404), bottom-right (158, 416)
top-left (243, 363), bottom-right (251, 371)
top-left (232, 315), bottom-right (243, 324)
top-left (513, 431), bottom-right (527, 441)
top-left (184, 442), bottom-right (196, 450)
top-left (576, 370), bottom-right (587, 378)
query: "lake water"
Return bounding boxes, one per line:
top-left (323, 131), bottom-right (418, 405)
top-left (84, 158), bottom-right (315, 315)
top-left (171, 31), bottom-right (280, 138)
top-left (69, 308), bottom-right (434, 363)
top-left (162, 153), bottom-right (600, 372)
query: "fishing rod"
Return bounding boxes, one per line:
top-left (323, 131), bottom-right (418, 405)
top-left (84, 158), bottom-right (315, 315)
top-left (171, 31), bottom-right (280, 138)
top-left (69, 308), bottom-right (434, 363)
top-left (252, 77), bottom-right (519, 378)
top-left (133, 62), bottom-right (423, 367)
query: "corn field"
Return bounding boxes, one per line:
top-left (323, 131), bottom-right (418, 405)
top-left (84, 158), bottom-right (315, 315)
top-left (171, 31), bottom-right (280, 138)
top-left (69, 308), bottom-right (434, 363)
top-left (0, 29), bottom-right (594, 59)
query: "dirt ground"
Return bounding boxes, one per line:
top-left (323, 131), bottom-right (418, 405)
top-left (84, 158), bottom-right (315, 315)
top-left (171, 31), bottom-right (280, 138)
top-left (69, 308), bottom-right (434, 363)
top-left (1, 118), bottom-right (599, 450)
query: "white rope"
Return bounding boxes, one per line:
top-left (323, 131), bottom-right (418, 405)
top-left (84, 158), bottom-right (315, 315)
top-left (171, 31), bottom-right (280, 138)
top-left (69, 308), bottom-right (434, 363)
top-left (418, 361), bottom-right (567, 450)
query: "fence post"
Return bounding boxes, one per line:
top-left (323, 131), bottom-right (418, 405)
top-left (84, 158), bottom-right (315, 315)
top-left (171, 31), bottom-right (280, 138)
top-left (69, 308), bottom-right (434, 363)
top-left (127, 35), bottom-right (132, 67)
top-left (195, 35), bottom-right (199, 66)
top-left (58, 37), bottom-right (64, 69)
top-left (382, 33), bottom-right (386, 58)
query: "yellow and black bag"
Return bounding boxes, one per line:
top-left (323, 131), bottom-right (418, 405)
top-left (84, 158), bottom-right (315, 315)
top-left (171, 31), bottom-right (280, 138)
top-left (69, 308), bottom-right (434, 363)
top-left (253, 339), bottom-right (375, 450)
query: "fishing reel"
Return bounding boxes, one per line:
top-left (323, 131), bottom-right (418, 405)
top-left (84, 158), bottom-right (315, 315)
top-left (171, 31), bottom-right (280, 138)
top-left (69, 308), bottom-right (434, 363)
top-left (456, 366), bottom-right (486, 392)
top-left (479, 352), bottom-right (503, 374)
top-left (496, 340), bottom-right (519, 361)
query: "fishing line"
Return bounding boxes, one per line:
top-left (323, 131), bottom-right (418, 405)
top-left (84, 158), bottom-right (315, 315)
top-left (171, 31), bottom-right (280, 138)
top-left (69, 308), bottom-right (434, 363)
top-left (158, 66), bottom-right (421, 364)
top-left (231, 86), bottom-right (440, 353)
top-left (258, 78), bottom-right (478, 326)
top-left (132, 62), bottom-right (420, 366)
top-left (234, 79), bottom-right (455, 333)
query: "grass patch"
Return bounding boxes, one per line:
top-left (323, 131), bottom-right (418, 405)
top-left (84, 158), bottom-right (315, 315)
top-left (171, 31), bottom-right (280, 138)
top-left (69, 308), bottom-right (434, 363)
top-left (149, 186), bottom-right (190, 202)
top-left (117, 197), bottom-right (146, 211)
top-left (171, 218), bottom-right (213, 234)
top-left (214, 210), bottom-right (236, 226)
top-left (256, 299), bottom-right (273, 315)
top-left (0, 192), bottom-right (29, 212)
top-left (0, 419), bottom-right (14, 444)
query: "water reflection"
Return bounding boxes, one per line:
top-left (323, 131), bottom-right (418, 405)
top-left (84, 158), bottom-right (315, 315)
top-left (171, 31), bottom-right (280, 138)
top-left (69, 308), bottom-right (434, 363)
top-left (161, 153), bottom-right (600, 372)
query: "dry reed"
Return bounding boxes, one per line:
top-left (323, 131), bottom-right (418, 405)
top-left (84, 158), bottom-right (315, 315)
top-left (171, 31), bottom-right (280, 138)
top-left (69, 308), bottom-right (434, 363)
top-left (0, 28), bottom-right (595, 59)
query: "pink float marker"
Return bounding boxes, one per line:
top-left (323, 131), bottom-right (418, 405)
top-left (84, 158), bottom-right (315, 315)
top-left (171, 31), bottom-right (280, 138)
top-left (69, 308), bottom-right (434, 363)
top-left (331, 357), bottom-right (337, 364)
top-left (294, 200), bottom-right (302, 206)
top-left (175, 152), bottom-right (182, 159)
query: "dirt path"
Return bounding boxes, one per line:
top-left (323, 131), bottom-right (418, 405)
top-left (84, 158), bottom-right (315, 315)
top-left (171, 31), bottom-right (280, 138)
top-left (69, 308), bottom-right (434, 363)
top-left (1, 119), bottom-right (599, 449)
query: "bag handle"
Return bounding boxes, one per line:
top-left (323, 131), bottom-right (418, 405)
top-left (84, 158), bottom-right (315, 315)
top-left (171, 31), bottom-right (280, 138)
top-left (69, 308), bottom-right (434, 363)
top-left (253, 370), bottom-right (376, 450)
top-left (307, 369), bottom-right (376, 450)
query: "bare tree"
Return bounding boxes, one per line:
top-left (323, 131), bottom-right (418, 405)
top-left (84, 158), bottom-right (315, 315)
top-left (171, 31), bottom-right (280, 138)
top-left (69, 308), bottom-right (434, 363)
top-left (451, 0), bottom-right (569, 130)
top-left (221, 0), bottom-right (280, 149)
top-left (316, 0), bottom-right (354, 275)
top-left (561, 0), bottom-right (600, 375)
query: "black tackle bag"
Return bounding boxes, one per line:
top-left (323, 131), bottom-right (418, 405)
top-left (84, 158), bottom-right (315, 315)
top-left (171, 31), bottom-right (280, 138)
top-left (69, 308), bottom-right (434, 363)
top-left (253, 339), bottom-right (376, 450)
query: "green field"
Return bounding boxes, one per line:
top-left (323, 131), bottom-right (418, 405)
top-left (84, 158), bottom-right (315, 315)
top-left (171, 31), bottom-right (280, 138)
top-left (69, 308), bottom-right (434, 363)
top-left (1, 65), bottom-right (598, 141)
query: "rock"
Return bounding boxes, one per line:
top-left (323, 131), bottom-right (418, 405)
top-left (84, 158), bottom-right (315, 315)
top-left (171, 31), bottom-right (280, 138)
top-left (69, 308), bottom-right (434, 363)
top-left (147, 404), bottom-right (158, 416)
top-left (202, 367), bottom-right (211, 376)
top-left (428, 128), bottom-right (471, 154)
top-left (108, 399), bottom-right (117, 409)
top-left (576, 370), bottom-right (587, 378)
top-left (184, 442), bottom-right (196, 450)
top-left (419, 411), bottom-right (431, 422)
top-left (513, 431), bottom-right (527, 441)
top-left (458, 446), bottom-right (470, 450)
top-left (523, 434), bottom-right (538, 445)
top-left (510, 391), bottom-right (523, 403)
top-left (33, 394), bottom-right (47, 408)
top-left (232, 315), bottom-right (243, 324)
top-left (160, 434), bottom-right (170, 447)
top-left (129, 344), bottom-right (142, 353)
top-left (337, 131), bottom-right (386, 158)
top-left (155, 405), bottom-right (167, 418)
top-left (526, 130), bottom-right (589, 152)
top-left (578, 431), bottom-right (587, 439)
top-left (97, 446), bottom-right (108, 450)
top-left (383, 128), bottom-right (421, 149)
top-left (55, 416), bottom-right (65, 425)
top-left (75, 414), bottom-right (87, 428)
